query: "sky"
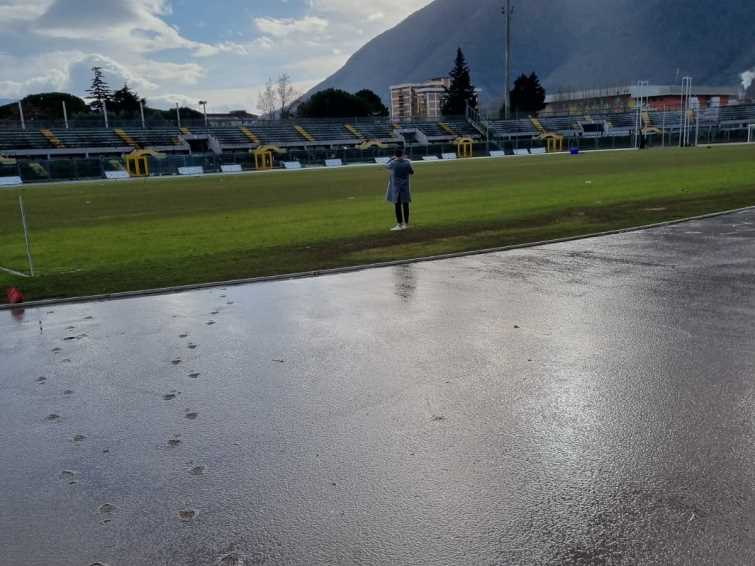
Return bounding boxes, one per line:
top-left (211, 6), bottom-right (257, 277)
top-left (0, 0), bottom-right (433, 112)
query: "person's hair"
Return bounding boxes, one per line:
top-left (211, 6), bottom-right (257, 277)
top-left (394, 147), bottom-right (404, 158)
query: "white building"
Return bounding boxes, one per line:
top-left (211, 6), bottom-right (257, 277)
top-left (390, 78), bottom-right (450, 121)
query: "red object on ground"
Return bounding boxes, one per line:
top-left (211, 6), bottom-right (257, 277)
top-left (6, 287), bottom-right (24, 304)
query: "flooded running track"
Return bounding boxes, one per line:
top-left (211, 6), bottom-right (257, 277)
top-left (1, 211), bottom-right (754, 565)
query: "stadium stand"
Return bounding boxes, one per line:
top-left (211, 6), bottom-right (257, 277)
top-left (52, 129), bottom-right (126, 149)
top-left (122, 128), bottom-right (183, 148)
top-left (349, 120), bottom-right (399, 141)
top-left (441, 118), bottom-right (483, 138)
top-left (1, 104), bottom-right (753, 176)
top-left (199, 128), bottom-right (253, 146)
top-left (538, 115), bottom-right (577, 133)
top-left (0, 130), bottom-right (52, 151)
top-left (296, 120), bottom-right (362, 143)
top-left (487, 119), bottom-right (538, 136)
top-left (401, 121), bottom-right (454, 139)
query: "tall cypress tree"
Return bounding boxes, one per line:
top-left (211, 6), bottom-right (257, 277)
top-left (86, 67), bottom-right (112, 112)
top-left (441, 48), bottom-right (478, 116)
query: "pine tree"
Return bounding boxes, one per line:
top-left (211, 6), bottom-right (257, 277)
top-left (111, 83), bottom-right (144, 116)
top-left (441, 48), bottom-right (478, 116)
top-left (86, 67), bottom-right (112, 112)
top-left (503, 72), bottom-right (546, 117)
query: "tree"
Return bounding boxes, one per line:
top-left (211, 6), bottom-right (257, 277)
top-left (441, 48), bottom-right (478, 116)
top-left (502, 72), bottom-right (546, 117)
top-left (355, 89), bottom-right (389, 116)
top-left (86, 67), bottom-right (112, 112)
top-left (110, 84), bottom-right (145, 116)
top-left (297, 89), bottom-right (372, 118)
top-left (0, 92), bottom-right (88, 121)
top-left (257, 77), bottom-right (277, 118)
top-left (276, 73), bottom-right (299, 118)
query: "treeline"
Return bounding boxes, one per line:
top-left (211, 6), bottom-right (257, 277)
top-left (297, 48), bottom-right (548, 119)
top-left (0, 66), bottom-right (202, 123)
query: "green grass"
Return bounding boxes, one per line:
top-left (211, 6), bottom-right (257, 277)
top-left (1, 145), bottom-right (754, 302)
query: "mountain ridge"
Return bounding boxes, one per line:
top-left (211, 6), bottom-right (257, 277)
top-left (311, 0), bottom-right (755, 106)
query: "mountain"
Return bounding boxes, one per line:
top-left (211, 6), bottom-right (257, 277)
top-left (311, 0), bottom-right (755, 107)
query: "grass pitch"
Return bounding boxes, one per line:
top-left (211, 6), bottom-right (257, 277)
top-left (1, 145), bottom-right (754, 302)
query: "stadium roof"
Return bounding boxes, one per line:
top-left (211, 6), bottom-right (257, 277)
top-left (546, 85), bottom-right (740, 103)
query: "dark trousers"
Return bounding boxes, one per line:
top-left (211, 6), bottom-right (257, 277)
top-left (395, 202), bottom-right (410, 224)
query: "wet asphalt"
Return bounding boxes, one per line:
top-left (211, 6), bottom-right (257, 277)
top-left (1, 211), bottom-right (754, 566)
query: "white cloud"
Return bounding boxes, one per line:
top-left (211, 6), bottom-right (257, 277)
top-left (742, 68), bottom-right (755, 90)
top-left (0, 0), bottom-right (434, 109)
top-left (254, 16), bottom-right (329, 38)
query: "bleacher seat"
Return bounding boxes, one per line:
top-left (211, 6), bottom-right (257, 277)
top-left (539, 116), bottom-right (576, 132)
top-left (488, 119), bottom-right (537, 136)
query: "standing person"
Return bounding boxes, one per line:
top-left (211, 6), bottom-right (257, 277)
top-left (385, 147), bottom-right (414, 231)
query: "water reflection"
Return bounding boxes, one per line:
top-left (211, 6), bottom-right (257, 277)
top-left (393, 264), bottom-right (417, 303)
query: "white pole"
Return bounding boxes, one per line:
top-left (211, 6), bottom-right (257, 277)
top-left (18, 100), bottom-right (26, 130)
top-left (19, 195), bottom-right (34, 277)
top-left (679, 81), bottom-right (686, 147)
top-left (103, 98), bottom-right (109, 129)
top-left (662, 106), bottom-right (666, 147)
top-left (176, 103), bottom-right (181, 129)
top-left (503, 0), bottom-right (512, 120)
top-left (139, 100), bottom-right (145, 129)
top-left (62, 101), bottom-right (69, 129)
top-left (695, 109), bottom-right (700, 146)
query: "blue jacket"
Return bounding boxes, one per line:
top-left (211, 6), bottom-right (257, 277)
top-left (385, 158), bottom-right (414, 204)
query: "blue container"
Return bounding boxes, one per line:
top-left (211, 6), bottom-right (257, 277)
top-left (570, 148), bottom-right (580, 155)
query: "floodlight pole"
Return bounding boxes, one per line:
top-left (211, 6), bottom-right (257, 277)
top-left (102, 99), bottom-right (109, 129)
top-left (139, 99), bottom-right (146, 129)
top-left (695, 108), bottom-right (700, 146)
top-left (18, 100), bottom-right (26, 130)
top-left (503, 0), bottom-right (513, 120)
top-left (680, 76), bottom-right (692, 147)
top-left (199, 100), bottom-right (208, 129)
top-left (662, 106), bottom-right (666, 147)
top-left (634, 80), bottom-right (648, 149)
top-left (62, 101), bottom-right (69, 129)
top-left (176, 103), bottom-right (181, 129)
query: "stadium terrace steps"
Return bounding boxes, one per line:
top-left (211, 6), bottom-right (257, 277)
top-left (530, 117), bottom-right (546, 134)
top-left (642, 111), bottom-right (653, 128)
top-left (41, 129), bottom-right (64, 149)
top-left (350, 121), bottom-right (397, 140)
top-left (240, 127), bottom-right (260, 144)
top-left (0, 130), bottom-right (51, 151)
top-left (209, 128), bottom-right (255, 146)
top-left (51, 129), bottom-right (126, 149)
top-left (114, 128), bottom-right (139, 148)
top-left (296, 121), bottom-right (360, 143)
top-left (444, 119), bottom-right (483, 138)
top-left (294, 125), bottom-right (316, 142)
top-left (537, 116), bottom-right (576, 133)
top-left (345, 123), bottom-right (365, 140)
top-left (401, 122), bottom-right (454, 139)
top-left (438, 122), bottom-right (456, 136)
top-left (294, 124), bottom-right (317, 143)
top-left (487, 119), bottom-right (538, 136)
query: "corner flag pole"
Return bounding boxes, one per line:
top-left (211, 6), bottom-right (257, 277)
top-left (19, 195), bottom-right (34, 277)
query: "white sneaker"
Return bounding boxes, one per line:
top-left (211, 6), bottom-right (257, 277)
top-left (390, 224), bottom-right (403, 231)
top-left (401, 223), bottom-right (409, 230)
